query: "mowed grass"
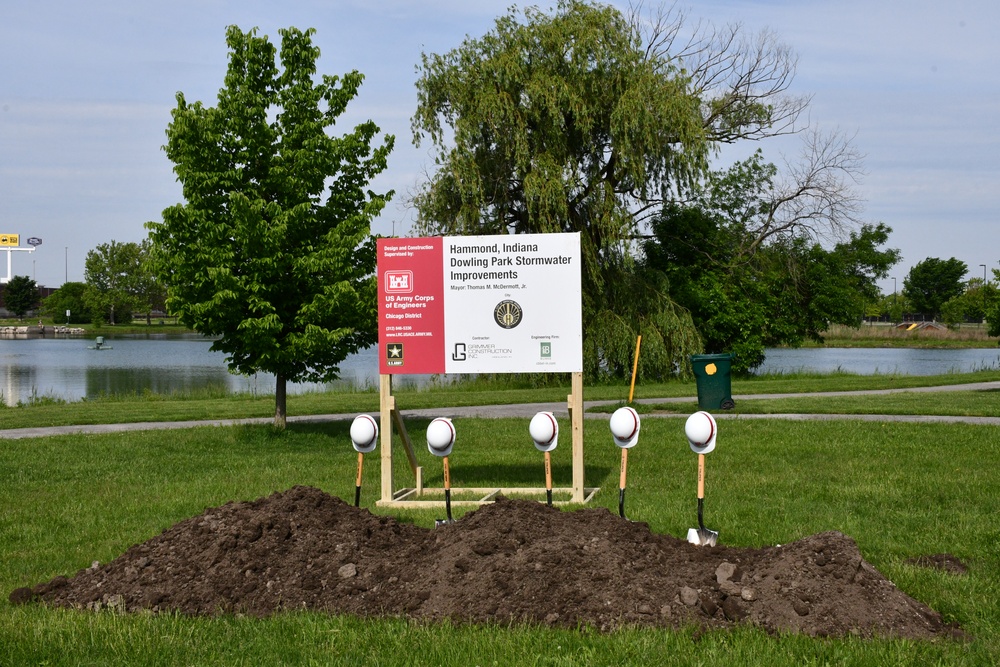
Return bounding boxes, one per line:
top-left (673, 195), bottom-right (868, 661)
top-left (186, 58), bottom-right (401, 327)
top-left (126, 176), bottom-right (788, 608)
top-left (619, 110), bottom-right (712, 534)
top-left (2, 410), bottom-right (1000, 665)
top-left (631, 388), bottom-right (1000, 417)
top-left (733, 389), bottom-right (1000, 417)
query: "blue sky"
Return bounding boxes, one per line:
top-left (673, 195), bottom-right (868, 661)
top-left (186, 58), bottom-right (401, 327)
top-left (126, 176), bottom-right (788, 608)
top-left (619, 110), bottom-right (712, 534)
top-left (1, 1), bottom-right (997, 293)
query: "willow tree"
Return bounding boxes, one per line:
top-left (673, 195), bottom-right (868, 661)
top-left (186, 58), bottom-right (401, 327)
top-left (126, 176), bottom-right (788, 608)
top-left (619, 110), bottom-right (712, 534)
top-left (411, 1), bottom-right (805, 378)
top-left (149, 26), bottom-right (393, 427)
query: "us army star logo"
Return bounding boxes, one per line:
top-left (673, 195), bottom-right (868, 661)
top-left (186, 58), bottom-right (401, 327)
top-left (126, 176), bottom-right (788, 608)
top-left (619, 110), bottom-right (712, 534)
top-left (386, 343), bottom-right (404, 366)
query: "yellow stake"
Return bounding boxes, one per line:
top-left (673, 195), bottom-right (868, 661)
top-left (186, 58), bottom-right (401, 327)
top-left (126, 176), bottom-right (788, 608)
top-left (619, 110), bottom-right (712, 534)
top-left (628, 335), bottom-right (642, 403)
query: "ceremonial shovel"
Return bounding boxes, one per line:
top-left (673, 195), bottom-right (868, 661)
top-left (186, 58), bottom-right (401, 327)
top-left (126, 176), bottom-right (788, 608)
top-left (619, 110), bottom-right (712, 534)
top-left (684, 411), bottom-right (719, 547)
top-left (427, 417), bottom-right (456, 526)
top-left (349, 415), bottom-right (378, 507)
top-left (529, 412), bottom-right (559, 507)
top-left (609, 407), bottom-right (640, 519)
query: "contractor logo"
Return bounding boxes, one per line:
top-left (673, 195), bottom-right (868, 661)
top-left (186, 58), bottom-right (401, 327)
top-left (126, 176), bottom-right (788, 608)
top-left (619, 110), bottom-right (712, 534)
top-left (493, 299), bottom-right (523, 329)
top-left (452, 343), bottom-right (467, 361)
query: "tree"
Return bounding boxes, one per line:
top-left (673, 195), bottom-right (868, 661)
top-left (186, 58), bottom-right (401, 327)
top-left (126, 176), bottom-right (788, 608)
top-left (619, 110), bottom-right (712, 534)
top-left (867, 292), bottom-right (905, 323)
top-left (940, 279), bottom-right (996, 327)
top-left (41, 282), bottom-right (92, 324)
top-left (985, 268), bottom-right (1000, 338)
top-left (644, 151), bottom-right (899, 372)
top-left (647, 218), bottom-right (898, 372)
top-left (84, 240), bottom-right (147, 325)
top-left (410, 1), bottom-right (822, 378)
top-left (633, 3), bottom-right (808, 146)
top-left (902, 257), bottom-right (967, 320)
top-left (132, 240), bottom-right (167, 324)
top-left (148, 26), bottom-right (394, 428)
top-left (3, 275), bottom-right (39, 319)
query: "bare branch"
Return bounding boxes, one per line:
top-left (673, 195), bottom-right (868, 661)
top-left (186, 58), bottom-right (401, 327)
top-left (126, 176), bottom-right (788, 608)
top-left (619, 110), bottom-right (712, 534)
top-left (747, 128), bottom-right (866, 252)
top-left (630, 2), bottom-right (810, 143)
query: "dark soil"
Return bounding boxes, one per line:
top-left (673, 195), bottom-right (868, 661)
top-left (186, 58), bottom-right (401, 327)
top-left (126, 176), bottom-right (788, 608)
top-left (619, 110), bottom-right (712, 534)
top-left (11, 486), bottom-right (965, 639)
top-left (906, 553), bottom-right (969, 575)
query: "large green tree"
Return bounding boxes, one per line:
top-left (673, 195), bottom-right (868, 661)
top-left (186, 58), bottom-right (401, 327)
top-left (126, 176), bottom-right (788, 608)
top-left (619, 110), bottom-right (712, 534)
top-left (41, 282), bottom-right (91, 324)
top-left (148, 26), bottom-right (393, 427)
top-left (644, 151), bottom-right (899, 372)
top-left (129, 239), bottom-right (166, 324)
top-left (941, 280), bottom-right (996, 327)
top-left (903, 257), bottom-right (968, 320)
top-left (83, 240), bottom-right (152, 325)
top-left (410, 1), bottom-right (808, 378)
top-left (3, 275), bottom-right (39, 319)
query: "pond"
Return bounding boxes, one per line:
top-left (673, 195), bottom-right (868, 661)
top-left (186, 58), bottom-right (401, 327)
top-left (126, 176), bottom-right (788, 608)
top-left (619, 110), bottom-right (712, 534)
top-left (0, 335), bottom-right (382, 407)
top-left (755, 346), bottom-right (1000, 377)
top-left (2, 335), bottom-right (999, 406)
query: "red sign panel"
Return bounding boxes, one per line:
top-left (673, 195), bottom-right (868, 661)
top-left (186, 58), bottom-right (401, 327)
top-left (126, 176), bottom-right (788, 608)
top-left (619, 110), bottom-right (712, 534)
top-left (377, 238), bottom-right (446, 374)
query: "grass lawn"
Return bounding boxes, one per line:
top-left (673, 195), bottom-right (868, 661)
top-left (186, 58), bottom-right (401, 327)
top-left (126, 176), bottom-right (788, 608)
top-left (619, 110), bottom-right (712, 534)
top-left (2, 399), bottom-right (999, 664)
top-left (614, 388), bottom-right (1000, 418)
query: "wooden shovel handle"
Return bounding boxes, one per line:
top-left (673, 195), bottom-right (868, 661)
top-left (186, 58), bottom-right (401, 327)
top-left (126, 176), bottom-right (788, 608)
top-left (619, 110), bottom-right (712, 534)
top-left (619, 448), bottom-right (628, 490)
top-left (544, 451), bottom-right (552, 491)
top-left (443, 456), bottom-right (451, 491)
top-left (356, 452), bottom-right (364, 487)
top-left (697, 453), bottom-right (706, 500)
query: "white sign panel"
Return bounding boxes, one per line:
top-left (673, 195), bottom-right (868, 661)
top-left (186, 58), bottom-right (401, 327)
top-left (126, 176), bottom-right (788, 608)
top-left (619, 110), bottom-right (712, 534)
top-left (377, 232), bottom-right (582, 374)
top-left (443, 232), bottom-right (582, 373)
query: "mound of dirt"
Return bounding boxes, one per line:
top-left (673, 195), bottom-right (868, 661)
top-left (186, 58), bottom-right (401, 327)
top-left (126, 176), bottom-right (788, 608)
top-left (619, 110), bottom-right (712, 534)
top-left (11, 486), bottom-right (964, 639)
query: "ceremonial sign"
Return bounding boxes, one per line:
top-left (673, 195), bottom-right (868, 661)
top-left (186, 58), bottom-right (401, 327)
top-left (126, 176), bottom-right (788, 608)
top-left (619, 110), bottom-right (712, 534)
top-left (377, 233), bottom-right (582, 375)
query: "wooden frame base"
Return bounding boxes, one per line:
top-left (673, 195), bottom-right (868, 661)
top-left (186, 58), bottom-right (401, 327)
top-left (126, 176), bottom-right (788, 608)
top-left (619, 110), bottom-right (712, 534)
top-left (378, 371), bottom-right (594, 508)
top-left (377, 486), bottom-right (600, 508)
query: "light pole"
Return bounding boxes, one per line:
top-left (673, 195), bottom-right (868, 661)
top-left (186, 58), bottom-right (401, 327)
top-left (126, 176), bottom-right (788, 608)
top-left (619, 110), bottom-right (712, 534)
top-left (982, 264), bottom-right (988, 324)
top-left (892, 277), bottom-right (897, 323)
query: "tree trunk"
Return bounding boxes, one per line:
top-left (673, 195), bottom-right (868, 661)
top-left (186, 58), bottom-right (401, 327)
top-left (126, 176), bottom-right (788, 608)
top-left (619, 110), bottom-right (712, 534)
top-left (274, 373), bottom-right (287, 429)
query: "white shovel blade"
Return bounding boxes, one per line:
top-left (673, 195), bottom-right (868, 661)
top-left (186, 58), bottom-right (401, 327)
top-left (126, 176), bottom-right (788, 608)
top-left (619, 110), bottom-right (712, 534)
top-left (687, 527), bottom-right (718, 547)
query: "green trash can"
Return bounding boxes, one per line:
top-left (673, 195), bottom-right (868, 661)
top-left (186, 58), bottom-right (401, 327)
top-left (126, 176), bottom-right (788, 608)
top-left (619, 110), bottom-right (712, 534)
top-left (691, 353), bottom-right (735, 410)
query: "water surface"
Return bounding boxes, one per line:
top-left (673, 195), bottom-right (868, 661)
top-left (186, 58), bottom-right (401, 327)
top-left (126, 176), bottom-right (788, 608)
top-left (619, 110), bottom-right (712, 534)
top-left (0, 335), bottom-right (382, 406)
top-left (3, 335), bottom-right (999, 407)
top-left (756, 347), bottom-right (1000, 376)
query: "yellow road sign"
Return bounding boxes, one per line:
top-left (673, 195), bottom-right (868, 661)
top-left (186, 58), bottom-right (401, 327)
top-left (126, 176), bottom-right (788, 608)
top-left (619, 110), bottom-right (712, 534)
top-left (0, 233), bottom-right (19, 246)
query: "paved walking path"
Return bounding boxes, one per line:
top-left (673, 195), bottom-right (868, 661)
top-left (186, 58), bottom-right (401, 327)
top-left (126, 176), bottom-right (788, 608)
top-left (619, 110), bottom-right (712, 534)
top-left (3, 382), bottom-right (999, 440)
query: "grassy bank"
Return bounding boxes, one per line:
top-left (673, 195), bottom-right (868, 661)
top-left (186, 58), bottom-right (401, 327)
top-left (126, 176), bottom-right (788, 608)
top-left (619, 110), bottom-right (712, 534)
top-left (813, 323), bottom-right (998, 348)
top-left (2, 412), bottom-right (998, 664)
top-left (1, 317), bottom-right (195, 337)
